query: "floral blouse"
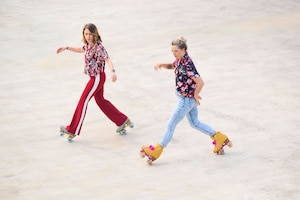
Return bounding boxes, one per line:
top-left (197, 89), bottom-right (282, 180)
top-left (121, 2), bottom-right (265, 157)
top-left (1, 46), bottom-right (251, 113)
top-left (83, 41), bottom-right (109, 76)
top-left (173, 53), bottom-right (200, 98)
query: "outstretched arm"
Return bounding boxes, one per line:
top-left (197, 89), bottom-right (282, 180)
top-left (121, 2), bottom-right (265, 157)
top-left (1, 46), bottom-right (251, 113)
top-left (154, 63), bottom-right (175, 71)
top-left (56, 46), bottom-right (84, 54)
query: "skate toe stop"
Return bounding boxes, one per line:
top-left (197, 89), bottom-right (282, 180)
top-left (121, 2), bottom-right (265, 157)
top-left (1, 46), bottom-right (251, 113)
top-left (147, 159), bottom-right (153, 165)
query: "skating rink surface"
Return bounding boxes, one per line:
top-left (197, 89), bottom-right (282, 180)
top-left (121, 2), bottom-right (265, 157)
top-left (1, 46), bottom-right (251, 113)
top-left (0, 0), bottom-right (299, 199)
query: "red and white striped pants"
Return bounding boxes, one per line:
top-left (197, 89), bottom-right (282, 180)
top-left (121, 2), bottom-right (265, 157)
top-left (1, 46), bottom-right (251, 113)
top-left (66, 72), bottom-right (127, 135)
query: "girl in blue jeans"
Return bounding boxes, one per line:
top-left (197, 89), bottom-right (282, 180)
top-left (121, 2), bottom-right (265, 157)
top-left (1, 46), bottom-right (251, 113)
top-left (141, 36), bottom-right (232, 164)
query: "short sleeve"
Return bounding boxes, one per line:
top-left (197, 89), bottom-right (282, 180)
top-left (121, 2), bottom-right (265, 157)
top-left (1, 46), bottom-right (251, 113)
top-left (186, 59), bottom-right (200, 78)
top-left (98, 43), bottom-right (109, 60)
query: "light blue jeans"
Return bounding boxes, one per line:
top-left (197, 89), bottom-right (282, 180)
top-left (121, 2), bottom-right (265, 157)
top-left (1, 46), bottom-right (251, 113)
top-left (159, 92), bottom-right (216, 148)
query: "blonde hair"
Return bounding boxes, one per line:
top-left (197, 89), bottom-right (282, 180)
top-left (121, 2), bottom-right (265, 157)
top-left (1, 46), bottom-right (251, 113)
top-left (171, 35), bottom-right (187, 51)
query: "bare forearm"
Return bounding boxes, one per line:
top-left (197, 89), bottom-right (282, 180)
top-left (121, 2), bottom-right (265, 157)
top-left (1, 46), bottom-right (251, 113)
top-left (154, 63), bottom-right (174, 70)
top-left (105, 58), bottom-right (117, 82)
top-left (194, 82), bottom-right (203, 95)
top-left (193, 76), bottom-right (204, 96)
top-left (66, 46), bottom-right (84, 53)
top-left (57, 46), bottom-right (84, 54)
top-left (193, 76), bottom-right (204, 105)
top-left (105, 59), bottom-right (115, 72)
top-left (159, 63), bottom-right (174, 69)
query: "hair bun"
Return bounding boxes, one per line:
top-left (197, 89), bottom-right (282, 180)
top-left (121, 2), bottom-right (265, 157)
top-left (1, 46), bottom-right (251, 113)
top-left (177, 35), bottom-right (187, 43)
top-left (171, 35), bottom-right (188, 50)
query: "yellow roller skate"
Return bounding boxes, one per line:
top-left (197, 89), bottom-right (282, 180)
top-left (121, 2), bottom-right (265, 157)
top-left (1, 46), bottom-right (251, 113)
top-left (140, 144), bottom-right (163, 165)
top-left (211, 132), bottom-right (232, 155)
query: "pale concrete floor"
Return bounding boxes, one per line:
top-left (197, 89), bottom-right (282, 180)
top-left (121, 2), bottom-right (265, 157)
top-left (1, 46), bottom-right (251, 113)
top-left (0, 0), bottom-right (299, 199)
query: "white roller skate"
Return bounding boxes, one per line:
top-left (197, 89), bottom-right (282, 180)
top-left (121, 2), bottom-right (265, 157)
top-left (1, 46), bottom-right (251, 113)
top-left (59, 126), bottom-right (76, 142)
top-left (116, 118), bottom-right (134, 135)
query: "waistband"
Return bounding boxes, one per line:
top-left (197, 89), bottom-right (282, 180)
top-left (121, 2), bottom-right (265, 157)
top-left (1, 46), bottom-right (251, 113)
top-left (177, 91), bottom-right (195, 98)
top-left (177, 91), bottom-right (188, 97)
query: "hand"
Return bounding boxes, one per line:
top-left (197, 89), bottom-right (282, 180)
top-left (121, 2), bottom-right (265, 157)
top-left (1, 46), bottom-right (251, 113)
top-left (194, 94), bottom-right (202, 106)
top-left (111, 72), bottom-right (117, 82)
top-left (154, 64), bottom-right (161, 71)
top-left (56, 47), bottom-right (67, 54)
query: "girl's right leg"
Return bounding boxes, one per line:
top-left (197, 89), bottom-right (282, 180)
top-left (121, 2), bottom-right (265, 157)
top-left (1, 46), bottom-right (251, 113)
top-left (66, 74), bottom-right (101, 136)
top-left (141, 93), bottom-right (192, 163)
top-left (159, 94), bottom-right (192, 148)
top-left (141, 94), bottom-right (191, 163)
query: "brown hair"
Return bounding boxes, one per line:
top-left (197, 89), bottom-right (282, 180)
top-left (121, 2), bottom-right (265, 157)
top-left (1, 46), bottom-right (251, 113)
top-left (171, 35), bottom-right (187, 51)
top-left (82, 23), bottom-right (102, 43)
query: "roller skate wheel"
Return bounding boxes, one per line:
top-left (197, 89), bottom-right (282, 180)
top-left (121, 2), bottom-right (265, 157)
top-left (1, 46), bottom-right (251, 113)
top-left (139, 151), bottom-right (145, 158)
top-left (129, 123), bottom-right (134, 128)
top-left (59, 128), bottom-right (64, 136)
top-left (121, 130), bottom-right (127, 135)
top-left (67, 137), bottom-right (73, 143)
top-left (217, 149), bottom-right (225, 155)
top-left (147, 159), bottom-right (153, 165)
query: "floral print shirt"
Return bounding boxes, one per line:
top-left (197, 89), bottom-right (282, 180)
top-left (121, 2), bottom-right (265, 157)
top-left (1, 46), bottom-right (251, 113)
top-left (83, 41), bottom-right (109, 76)
top-left (173, 53), bottom-right (200, 98)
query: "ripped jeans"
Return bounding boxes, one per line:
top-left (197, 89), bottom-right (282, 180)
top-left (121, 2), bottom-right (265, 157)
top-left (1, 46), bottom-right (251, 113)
top-left (159, 92), bottom-right (216, 148)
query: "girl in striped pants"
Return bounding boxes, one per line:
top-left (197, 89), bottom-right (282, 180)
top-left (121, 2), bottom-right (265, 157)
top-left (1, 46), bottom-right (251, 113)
top-left (57, 23), bottom-right (132, 141)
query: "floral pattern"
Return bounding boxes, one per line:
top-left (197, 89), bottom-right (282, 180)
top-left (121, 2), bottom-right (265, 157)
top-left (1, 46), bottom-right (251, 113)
top-left (173, 53), bottom-right (200, 98)
top-left (83, 41), bottom-right (109, 76)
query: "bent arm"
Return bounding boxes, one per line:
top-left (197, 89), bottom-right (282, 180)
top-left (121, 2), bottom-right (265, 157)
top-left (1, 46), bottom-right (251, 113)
top-left (105, 58), bottom-right (117, 82)
top-left (105, 58), bottom-right (115, 72)
top-left (193, 76), bottom-right (204, 95)
top-left (192, 76), bottom-right (204, 105)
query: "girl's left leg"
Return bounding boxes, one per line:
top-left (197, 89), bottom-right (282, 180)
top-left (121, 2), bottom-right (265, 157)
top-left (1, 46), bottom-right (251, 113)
top-left (187, 101), bottom-right (232, 153)
top-left (94, 73), bottom-right (128, 126)
top-left (186, 103), bottom-right (216, 137)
